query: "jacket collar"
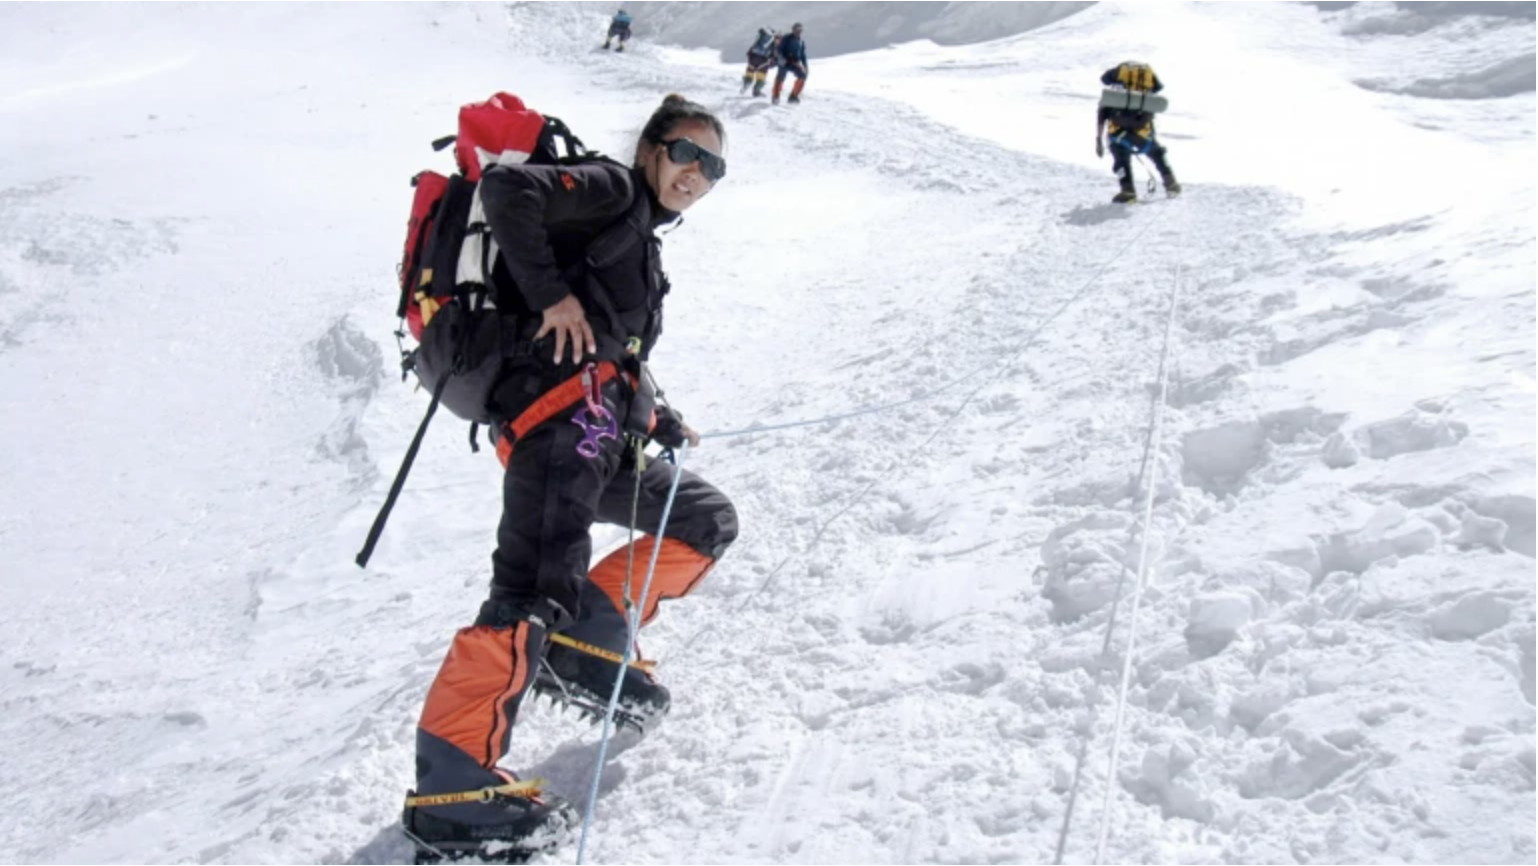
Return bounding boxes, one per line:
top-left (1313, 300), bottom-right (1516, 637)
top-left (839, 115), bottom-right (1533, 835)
top-left (629, 164), bottom-right (680, 229)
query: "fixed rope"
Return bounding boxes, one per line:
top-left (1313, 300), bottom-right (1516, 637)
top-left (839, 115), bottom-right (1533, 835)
top-left (1052, 213), bottom-right (1186, 865)
top-left (669, 216), bottom-right (1161, 663)
top-left (576, 442), bottom-right (689, 864)
top-left (1091, 249), bottom-right (1182, 865)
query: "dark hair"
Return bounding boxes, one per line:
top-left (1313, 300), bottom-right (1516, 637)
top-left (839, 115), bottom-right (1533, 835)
top-left (636, 94), bottom-right (725, 163)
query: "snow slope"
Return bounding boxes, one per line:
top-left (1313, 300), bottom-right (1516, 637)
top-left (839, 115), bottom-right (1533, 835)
top-left (617, 1), bottom-right (1092, 59)
top-left (1, 2), bottom-right (1532, 864)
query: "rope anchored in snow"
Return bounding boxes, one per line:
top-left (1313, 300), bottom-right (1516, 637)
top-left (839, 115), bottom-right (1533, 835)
top-left (576, 442), bottom-right (689, 865)
top-left (671, 216), bottom-right (1164, 664)
top-left (1092, 249), bottom-right (1183, 865)
top-left (1053, 213), bottom-right (1186, 866)
top-left (1135, 152), bottom-right (1161, 197)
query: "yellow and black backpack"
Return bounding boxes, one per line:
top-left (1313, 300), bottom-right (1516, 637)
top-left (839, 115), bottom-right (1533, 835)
top-left (1112, 61), bottom-right (1159, 93)
top-left (1100, 61), bottom-right (1166, 132)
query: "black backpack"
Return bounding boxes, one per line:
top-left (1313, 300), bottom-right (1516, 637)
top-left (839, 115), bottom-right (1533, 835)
top-left (357, 93), bottom-right (610, 568)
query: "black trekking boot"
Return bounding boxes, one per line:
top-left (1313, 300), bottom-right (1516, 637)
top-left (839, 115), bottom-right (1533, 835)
top-left (1112, 188), bottom-right (1138, 204)
top-left (1162, 173), bottom-right (1182, 196)
top-left (402, 782), bottom-right (577, 864)
top-left (533, 638), bottom-right (671, 736)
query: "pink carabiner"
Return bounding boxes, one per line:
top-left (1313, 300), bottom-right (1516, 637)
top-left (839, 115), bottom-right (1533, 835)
top-left (581, 362), bottom-right (605, 413)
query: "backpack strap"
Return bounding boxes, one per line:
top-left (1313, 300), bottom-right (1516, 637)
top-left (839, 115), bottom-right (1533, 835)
top-left (582, 215), bottom-right (645, 341)
top-left (562, 159), bottom-right (654, 351)
top-left (544, 117), bottom-right (587, 160)
top-left (1119, 62), bottom-right (1155, 93)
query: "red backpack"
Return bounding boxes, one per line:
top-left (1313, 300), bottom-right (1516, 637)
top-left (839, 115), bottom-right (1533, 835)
top-left (358, 93), bottom-right (595, 567)
top-left (397, 92), bottom-right (583, 361)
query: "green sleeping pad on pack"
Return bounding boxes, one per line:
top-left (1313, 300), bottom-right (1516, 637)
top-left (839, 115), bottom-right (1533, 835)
top-left (1099, 88), bottom-right (1168, 113)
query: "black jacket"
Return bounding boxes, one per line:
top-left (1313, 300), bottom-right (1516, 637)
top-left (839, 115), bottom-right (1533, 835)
top-left (478, 160), bottom-right (675, 362)
top-left (777, 33), bottom-right (807, 67)
top-left (476, 160), bottom-right (676, 428)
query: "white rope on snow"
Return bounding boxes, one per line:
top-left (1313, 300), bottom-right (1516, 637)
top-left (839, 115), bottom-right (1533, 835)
top-left (1091, 235), bottom-right (1185, 866)
top-left (668, 216), bottom-right (1164, 664)
top-left (576, 443), bottom-right (690, 864)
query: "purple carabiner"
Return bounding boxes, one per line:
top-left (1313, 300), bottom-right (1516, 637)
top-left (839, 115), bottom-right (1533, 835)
top-left (572, 404), bottom-right (618, 459)
top-left (572, 362), bottom-right (617, 458)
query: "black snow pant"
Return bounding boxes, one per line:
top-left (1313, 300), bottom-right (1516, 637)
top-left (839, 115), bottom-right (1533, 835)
top-left (1109, 129), bottom-right (1175, 193)
top-left (414, 378), bottom-right (735, 809)
top-left (479, 378), bottom-right (738, 656)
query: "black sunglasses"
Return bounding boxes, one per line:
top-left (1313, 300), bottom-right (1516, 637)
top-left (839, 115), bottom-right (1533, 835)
top-left (662, 137), bottom-right (726, 183)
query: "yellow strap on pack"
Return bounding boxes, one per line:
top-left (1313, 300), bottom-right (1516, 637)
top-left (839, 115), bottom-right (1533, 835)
top-left (548, 632), bottom-right (658, 673)
top-left (404, 779), bottom-right (547, 809)
top-left (1119, 62), bottom-right (1155, 93)
top-left (415, 291), bottom-right (442, 328)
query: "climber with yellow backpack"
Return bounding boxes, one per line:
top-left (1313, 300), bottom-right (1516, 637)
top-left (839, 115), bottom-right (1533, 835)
top-left (1095, 61), bottom-right (1182, 204)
